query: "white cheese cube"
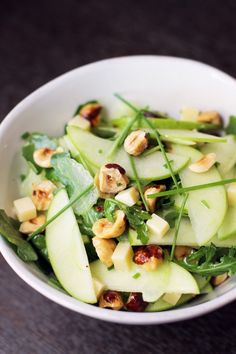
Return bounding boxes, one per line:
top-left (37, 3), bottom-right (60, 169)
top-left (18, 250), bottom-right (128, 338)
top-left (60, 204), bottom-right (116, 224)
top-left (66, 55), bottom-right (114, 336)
top-left (13, 197), bottom-right (37, 222)
top-left (146, 213), bottom-right (170, 238)
top-left (227, 183), bottom-right (236, 206)
top-left (111, 241), bottom-right (134, 271)
top-left (68, 115), bottom-right (91, 130)
top-left (115, 187), bottom-right (139, 207)
top-left (163, 293), bottom-right (182, 306)
top-left (180, 107), bottom-right (199, 122)
top-left (93, 278), bottom-right (105, 299)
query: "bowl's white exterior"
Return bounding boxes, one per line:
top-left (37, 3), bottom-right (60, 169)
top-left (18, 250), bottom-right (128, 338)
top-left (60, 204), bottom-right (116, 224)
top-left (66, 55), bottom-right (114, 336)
top-left (0, 56), bottom-right (236, 325)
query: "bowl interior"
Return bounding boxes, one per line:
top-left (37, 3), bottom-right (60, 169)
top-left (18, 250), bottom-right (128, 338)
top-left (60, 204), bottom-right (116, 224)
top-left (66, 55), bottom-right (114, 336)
top-left (1, 56), bottom-right (236, 324)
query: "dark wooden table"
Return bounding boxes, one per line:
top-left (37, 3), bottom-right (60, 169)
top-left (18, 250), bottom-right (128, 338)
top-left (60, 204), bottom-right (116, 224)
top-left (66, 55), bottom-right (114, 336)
top-left (1, 1), bottom-right (236, 353)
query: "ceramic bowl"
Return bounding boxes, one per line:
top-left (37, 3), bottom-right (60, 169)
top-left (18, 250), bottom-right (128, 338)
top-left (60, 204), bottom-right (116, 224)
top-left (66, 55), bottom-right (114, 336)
top-left (1, 56), bottom-right (236, 324)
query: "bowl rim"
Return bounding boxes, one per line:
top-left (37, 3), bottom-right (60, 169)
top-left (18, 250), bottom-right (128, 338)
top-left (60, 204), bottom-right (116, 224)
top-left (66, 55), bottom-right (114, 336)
top-left (1, 55), bottom-right (236, 325)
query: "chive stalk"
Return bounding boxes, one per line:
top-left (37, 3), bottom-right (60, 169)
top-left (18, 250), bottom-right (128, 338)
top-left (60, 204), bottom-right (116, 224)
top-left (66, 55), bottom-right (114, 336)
top-left (27, 184), bottom-right (94, 240)
top-left (147, 178), bottom-right (236, 199)
top-left (170, 193), bottom-right (189, 260)
top-left (129, 155), bottom-right (149, 211)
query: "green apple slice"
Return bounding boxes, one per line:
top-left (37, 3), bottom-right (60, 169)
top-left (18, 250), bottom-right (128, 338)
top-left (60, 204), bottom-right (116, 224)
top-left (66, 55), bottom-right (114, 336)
top-left (158, 129), bottom-right (226, 143)
top-left (170, 145), bottom-right (227, 245)
top-left (67, 126), bottom-right (189, 181)
top-left (90, 260), bottom-right (170, 302)
top-left (218, 204), bottom-right (236, 240)
top-left (46, 189), bottom-right (97, 303)
top-left (201, 135), bottom-right (236, 178)
top-left (90, 260), bottom-right (198, 302)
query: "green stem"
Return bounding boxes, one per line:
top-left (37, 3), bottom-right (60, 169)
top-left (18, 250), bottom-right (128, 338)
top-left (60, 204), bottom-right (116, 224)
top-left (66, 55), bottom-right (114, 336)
top-left (108, 112), bottom-right (140, 158)
top-left (147, 178), bottom-right (236, 199)
top-left (114, 93), bottom-right (179, 190)
top-left (170, 193), bottom-right (189, 260)
top-left (142, 117), bottom-right (179, 190)
top-left (129, 155), bottom-right (149, 211)
top-left (27, 184), bottom-right (94, 241)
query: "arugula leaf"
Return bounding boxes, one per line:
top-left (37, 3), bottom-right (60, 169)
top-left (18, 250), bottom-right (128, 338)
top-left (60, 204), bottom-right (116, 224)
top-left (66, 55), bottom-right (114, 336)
top-left (164, 211), bottom-right (179, 228)
top-left (51, 153), bottom-right (98, 215)
top-left (0, 210), bottom-right (38, 261)
top-left (176, 244), bottom-right (236, 276)
top-left (125, 205), bottom-right (150, 244)
top-left (104, 199), bottom-right (117, 222)
top-left (74, 100), bottom-right (98, 116)
top-left (78, 205), bottom-right (104, 236)
top-left (225, 116), bottom-right (236, 134)
top-left (22, 132), bottom-right (57, 149)
top-left (30, 234), bottom-right (49, 261)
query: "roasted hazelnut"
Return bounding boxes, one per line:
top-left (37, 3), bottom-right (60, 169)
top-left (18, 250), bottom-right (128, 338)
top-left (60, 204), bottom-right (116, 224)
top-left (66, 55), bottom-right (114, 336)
top-left (189, 153), bottom-right (216, 173)
top-left (19, 214), bottom-right (46, 234)
top-left (79, 102), bottom-right (102, 126)
top-left (197, 111), bottom-right (222, 126)
top-left (33, 147), bottom-right (63, 168)
top-left (92, 210), bottom-right (126, 239)
top-left (133, 245), bottom-right (164, 271)
top-left (126, 292), bottom-right (148, 312)
top-left (98, 163), bottom-right (129, 194)
top-left (174, 246), bottom-right (193, 261)
top-left (92, 237), bottom-right (116, 267)
top-left (99, 290), bottom-right (124, 310)
top-left (32, 180), bottom-right (56, 211)
top-left (144, 185), bottom-right (166, 212)
top-left (124, 130), bottom-right (148, 156)
top-left (211, 273), bottom-right (228, 286)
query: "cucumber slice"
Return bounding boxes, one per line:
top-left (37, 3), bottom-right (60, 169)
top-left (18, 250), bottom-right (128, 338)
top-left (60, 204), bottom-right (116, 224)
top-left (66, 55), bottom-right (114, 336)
top-left (170, 145), bottom-right (227, 245)
top-left (218, 205), bottom-right (236, 240)
top-left (67, 126), bottom-right (189, 181)
top-left (90, 260), bottom-right (198, 302)
top-left (46, 189), bottom-right (97, 303)
top-left (201, 135), bottom-right (236, 178)
top-left (158, 129), bottom-right (226, 143)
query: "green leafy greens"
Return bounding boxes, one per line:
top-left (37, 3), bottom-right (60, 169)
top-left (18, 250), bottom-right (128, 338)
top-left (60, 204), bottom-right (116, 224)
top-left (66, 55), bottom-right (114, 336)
top-left (176, 244), bottom-right (236, 276)
top-left (0, 210), bottom-right (38, 261)
top-left (51, 153), bottom-right (98, 215)
top-left (225, 116), bottom-right (236, 135)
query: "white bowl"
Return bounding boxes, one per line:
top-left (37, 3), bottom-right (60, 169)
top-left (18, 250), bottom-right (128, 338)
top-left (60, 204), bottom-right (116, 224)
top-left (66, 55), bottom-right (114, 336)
top-left (1, 56), bottom-right (236, 325)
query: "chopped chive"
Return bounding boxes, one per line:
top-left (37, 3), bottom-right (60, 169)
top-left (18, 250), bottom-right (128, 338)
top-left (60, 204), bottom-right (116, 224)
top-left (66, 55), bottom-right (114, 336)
top-left (147, 178), bottom-right (236, 199)
top-left (201, 199), bottom-right (210, 209)
top-left (107, 265), bottom-right (114, 271)
top-left (163, 160), bottom-right (174, 169)
top-left (132, 272), bottom-right (141, 279)
top-left (20, 174), bottom-right (26, 182)
top-left (141, 146), bottom-right (160, 157)
top-left (170, 193), bottom-right (189, 260)
top-left (27, 184), bottom-right (94, 241)
top-left (129, 155), bottom-right (149, 211)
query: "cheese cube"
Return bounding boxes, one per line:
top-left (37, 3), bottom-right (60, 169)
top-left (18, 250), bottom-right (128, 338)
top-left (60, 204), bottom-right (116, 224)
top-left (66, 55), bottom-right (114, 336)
top-left (93, 278), bottom-right (105, 299)
top-left (111, 241), bottom-right (134, 271)
top-left (180, 107), bottom-right (199, 122)
top-left (68, 115), bottom-right (91, 130)
top-left (227, 183), bottom-right (236, 206)
top-left (13, 197), bottom-right (37, 222)
top-left (146, 213), bottom-right (170, 238)
top-left (163, 293), bottom-right (182, 306)
top-left (115, 187), bottom-right (139, 207)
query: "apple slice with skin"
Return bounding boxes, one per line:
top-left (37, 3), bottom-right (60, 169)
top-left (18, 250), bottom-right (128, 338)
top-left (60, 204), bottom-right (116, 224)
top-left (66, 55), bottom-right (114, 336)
top-left (90, 260), bottom-right (199, 302)
top-left (170, 145), bottom-right (227, 245)
top-left (67, 126), bottom-right (189, 181)
top-left (46, 188), bottom-right (97, 303)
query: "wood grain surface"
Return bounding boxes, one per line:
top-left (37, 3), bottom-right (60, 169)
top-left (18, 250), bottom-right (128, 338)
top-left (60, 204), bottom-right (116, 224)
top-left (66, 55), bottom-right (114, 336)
top-left (1, 1), bottom-right (236, 353)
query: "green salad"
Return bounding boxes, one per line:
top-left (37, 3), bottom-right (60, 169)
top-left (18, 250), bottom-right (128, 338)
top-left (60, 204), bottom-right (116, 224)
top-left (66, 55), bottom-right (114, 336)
top-left (2, 94), bottom-right (236, 312)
